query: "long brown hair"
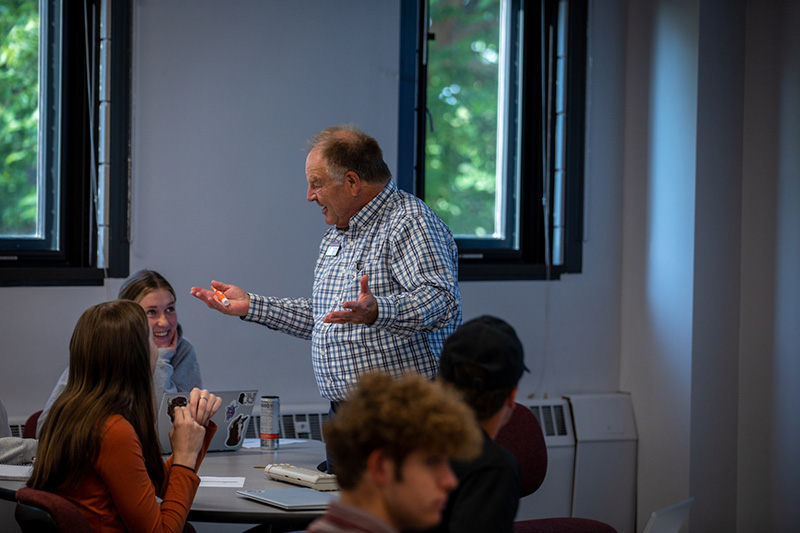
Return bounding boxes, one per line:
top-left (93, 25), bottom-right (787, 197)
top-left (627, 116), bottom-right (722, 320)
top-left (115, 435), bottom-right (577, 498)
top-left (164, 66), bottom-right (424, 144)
top-left (29, 300), bottom-right (165, 492)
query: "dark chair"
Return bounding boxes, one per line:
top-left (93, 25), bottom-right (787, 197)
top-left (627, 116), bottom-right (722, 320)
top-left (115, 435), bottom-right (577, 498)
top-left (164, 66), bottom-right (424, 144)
top-left (15, 486), bottom-right (91, 533)
top-left (496, 403), bottom-right (618, 533)
top-left (22, 410), bottom-right (42, 439)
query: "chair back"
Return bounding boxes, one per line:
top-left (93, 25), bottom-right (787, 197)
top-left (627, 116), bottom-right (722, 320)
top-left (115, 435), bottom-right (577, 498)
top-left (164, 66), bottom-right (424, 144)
top-left (15, 486), bottom-right (91, 533)
top-left (496, 405), bottom-right (619, 533)
top-left (495, 402), bottom-right (548, 497)
top-left (22, 410), bottom-right (42, 439)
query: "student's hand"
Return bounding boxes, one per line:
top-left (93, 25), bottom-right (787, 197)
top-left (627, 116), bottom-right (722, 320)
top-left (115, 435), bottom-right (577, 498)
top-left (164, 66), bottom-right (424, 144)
top-left (323, 275), bottom-right (378, 325)
top-left (188, 388), bottom-right (221, 427)
top-left (165, 328), bottom-right (178, 353)
top-left (169, 406), bottom-right (206, 469)
top-left (189, 280), bottom-right (250, 317)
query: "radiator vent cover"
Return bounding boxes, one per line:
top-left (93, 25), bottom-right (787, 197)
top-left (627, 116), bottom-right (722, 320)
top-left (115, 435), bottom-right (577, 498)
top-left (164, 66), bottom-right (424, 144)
top-left (9, 423), bottom-right (24, 438)
top-left (246, 405), bottom-right (329, 441)
top-left (521, 398), bottom-right (575, 447)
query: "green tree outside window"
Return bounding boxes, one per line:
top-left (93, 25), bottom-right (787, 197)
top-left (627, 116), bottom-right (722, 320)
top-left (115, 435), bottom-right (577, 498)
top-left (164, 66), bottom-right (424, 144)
top-left (425, 0), bottom-right (501, 238)
top-left (0, 0), bottom-right (39, 236)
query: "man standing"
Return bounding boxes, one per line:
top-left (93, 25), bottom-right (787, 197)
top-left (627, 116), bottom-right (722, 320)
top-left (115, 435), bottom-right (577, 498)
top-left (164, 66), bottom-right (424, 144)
top-left (191, 125), bottom-right (461, 467)
top-left (430, 315), bottom-right (530, 533)
top-left (306, 372), bottom-right (482, 533)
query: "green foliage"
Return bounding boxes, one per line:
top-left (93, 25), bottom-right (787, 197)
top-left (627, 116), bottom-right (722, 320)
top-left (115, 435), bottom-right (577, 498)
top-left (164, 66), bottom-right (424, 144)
top-left (0, 0), bottom-right (39, 236)
top-left (426, 0), bottom-right (500, 236)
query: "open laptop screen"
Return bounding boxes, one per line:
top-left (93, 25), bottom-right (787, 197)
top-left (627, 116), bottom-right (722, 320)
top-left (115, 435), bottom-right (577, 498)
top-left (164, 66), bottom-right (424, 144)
top-left (157, 390), bottom-right (257, 453)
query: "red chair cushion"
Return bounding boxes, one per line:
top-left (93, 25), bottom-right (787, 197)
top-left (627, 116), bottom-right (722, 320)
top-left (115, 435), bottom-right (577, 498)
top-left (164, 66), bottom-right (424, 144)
top-left (496, 403), bottom-right (548, 497)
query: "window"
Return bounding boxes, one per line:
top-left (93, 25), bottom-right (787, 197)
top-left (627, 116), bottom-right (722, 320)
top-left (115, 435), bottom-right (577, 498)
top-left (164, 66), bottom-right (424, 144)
top-left (0, 0), bottom-right (130, 286)
top-left (398, 0), bottom-right (587, 280)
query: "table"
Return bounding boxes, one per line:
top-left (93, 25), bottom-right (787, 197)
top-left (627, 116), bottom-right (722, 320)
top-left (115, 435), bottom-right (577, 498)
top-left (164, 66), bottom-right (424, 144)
top-left (191, 438), bottom-right (331, 529)
top-left (0, 439), bottom-right (332, 531)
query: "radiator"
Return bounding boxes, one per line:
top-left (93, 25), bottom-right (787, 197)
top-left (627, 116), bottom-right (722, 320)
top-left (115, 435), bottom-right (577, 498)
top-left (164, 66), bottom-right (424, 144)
top-left (516, 398), bottom-right (577, 519)
top-left (245, 403), bottom-right (329, 441)
top-left (7, 417), bottom-right (26, 438)
top-left (516, 394), bottom-right (637, 533)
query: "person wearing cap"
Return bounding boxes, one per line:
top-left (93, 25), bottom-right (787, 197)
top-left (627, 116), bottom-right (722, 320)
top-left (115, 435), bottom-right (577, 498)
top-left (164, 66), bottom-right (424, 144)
top-left (427, 315), bottom-right (530, 533)
top-left (306, 372), bottom-right (482, 533)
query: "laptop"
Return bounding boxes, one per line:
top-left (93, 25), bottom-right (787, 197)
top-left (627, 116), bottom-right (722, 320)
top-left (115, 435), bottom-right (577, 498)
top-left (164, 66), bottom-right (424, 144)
top-left (642, 497), bottom-right (694, 533)
top-left (157, 390), bottom-right (257, 453)
top-left (237, 488), bottom-right (338, 510)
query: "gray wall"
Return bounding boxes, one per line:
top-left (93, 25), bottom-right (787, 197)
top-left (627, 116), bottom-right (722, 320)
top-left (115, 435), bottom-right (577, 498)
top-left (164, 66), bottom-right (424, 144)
top-left (1, 0), bottom-right (798, 530)
top-left (0, 0), bottom-right (623, 418)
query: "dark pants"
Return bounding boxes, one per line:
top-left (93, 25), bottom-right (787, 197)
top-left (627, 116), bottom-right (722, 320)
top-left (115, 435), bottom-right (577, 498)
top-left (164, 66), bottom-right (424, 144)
top-left (320, 400), bottom-right (342, 474)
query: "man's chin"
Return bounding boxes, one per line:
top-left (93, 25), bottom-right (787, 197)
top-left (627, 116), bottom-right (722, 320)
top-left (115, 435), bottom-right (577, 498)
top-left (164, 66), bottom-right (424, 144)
top-left (402, 513), bottom-right (442, 531)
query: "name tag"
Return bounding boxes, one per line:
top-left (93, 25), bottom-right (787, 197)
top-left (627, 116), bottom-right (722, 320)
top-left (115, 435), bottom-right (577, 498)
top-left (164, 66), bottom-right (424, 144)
top-left (326, 242), bottom-right (341, 256)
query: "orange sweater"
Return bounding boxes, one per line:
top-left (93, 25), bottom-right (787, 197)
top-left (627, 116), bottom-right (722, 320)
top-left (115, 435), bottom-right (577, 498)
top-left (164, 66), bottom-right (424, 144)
top-left (59, 414), bottom-right (216, 532)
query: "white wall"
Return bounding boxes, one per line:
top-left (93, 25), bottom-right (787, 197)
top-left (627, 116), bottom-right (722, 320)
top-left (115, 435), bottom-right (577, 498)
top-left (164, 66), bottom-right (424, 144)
top-left (620, 0), bottom-right (800, 530)
top-left (3, 0), bottom-right (798, 530)
top-left (620, 0), bottom-right (698, 525)
top-left (0, 0), bottom-right (622, 420)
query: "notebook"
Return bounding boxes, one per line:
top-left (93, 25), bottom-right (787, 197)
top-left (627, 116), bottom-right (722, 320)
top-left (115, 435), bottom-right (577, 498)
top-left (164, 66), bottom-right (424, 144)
top-left (236, 488), bottom-right (337, 510)
top-left (0, 464), bottom-right (33, 481)
top-left (157, 390), bottom-right (257, 453)
top-left (642, 497), bottom-right (694, 533)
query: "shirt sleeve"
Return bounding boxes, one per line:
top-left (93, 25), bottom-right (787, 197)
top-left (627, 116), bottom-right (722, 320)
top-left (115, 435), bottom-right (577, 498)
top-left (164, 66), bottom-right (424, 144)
top-left (242, 293), bottom-right (315, 340)
top-left (36, 367), bottom-right (70, 438)
top-left (95, 416), bottom-right (215, 533)
top-left (371, 215), bottom-right (461, 338)
top-left (153, 356), bottom-right (177, 401)
top-left (162, 421), bottom-right (217, 480)
top-left (0, 437), bottom-right (37, 464)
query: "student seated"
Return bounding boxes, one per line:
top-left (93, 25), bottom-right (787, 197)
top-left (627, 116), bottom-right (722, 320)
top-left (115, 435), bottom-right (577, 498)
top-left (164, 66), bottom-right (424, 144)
top-left (28, 300), bottom-right (221, 532)
top-left (37, 269), bottom-right (203, 436)
top-left (306, 372), bottom-right (482, 533)
top-left (427, 315), bottom-right (529, 533)
top-left (0, 399), bottom-right (36, 464)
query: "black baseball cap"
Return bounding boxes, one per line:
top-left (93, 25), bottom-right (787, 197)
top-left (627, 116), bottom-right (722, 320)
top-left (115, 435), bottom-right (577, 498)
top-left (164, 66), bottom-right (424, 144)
top-left (438, 315), bottom-right (529, 390)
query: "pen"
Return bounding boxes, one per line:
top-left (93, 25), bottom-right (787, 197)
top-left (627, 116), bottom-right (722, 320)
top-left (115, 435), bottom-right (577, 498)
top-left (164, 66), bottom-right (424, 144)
top-left (213, 287), bottom-right (230, 306)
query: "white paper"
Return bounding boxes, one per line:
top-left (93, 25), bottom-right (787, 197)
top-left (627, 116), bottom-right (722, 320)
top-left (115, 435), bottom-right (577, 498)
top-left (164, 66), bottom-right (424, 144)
top-left (199, 476), bottom-right (245, 488)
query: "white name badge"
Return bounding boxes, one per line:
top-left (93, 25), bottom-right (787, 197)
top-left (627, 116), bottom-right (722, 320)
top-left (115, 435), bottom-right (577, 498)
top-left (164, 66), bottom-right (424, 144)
top-left (326, 242), bottom-right (341, 256)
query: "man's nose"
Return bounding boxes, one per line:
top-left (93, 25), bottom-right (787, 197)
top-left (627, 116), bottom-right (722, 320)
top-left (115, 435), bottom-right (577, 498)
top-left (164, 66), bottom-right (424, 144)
top-left (441, 465), bottom-right (458, 491)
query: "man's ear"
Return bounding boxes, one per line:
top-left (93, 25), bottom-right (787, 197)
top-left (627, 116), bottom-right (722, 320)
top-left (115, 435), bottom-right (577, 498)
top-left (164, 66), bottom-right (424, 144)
top-left (366, 448), bottom-right (394, 487)
top-left (344, 170), bottom-right (362, 197)
top-left (506, 386), bottom-right (518, 408)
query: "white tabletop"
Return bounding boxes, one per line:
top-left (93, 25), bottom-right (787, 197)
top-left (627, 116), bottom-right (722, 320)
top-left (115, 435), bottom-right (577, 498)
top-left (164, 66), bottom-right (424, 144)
top-left (1, 439), bottom-right (331, 529)
top-left (189, 438), bottom-right (331, 526)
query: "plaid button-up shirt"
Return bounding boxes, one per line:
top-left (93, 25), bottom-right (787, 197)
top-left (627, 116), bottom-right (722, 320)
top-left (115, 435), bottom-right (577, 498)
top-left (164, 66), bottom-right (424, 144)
top-left (244, 181), bottom-right (462, 401)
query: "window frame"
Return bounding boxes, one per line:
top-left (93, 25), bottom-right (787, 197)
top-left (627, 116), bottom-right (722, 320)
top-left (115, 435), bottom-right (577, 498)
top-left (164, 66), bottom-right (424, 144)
top-left (397, 0), bottom-right (587, 281)
top-left (0, 0), bottom-right (131, 286)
